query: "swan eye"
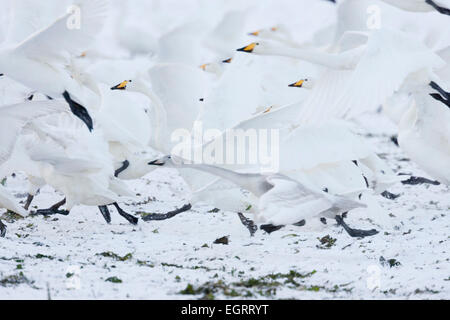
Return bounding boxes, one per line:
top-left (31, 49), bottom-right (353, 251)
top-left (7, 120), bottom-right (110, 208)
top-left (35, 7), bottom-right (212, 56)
top-left (288, 80), bottom-right (305, 88)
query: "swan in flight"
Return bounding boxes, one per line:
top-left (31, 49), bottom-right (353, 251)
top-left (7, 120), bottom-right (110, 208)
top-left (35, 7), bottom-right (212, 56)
top-left (236, 28), bottom-right (445, 122)
top-left (0, 100), bottom-right (68, 236)
top-left (148, 155), bottom-right (378, 238)
top-left (0, 0), bottom-right (109, 131)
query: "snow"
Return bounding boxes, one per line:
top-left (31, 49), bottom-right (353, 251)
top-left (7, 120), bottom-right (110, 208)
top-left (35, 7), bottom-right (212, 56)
top-left (0, 111), bottom-right (448, 300)
top-left (0, 0), bottom-right (449, 300)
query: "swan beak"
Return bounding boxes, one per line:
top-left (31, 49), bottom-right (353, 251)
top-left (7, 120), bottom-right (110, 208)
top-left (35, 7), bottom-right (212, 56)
top-left (199, 63), bottom-right (209, 71)
top-left (249, 30), bottom-right (260, 36)
top-left (237, 43), bottom-right (257, 53)
top-left (148, 159), bottom-right (165, 166)
top-left (111, 80), bottom-right (129, 90)
top-left (0, 73), bottom-right (3, 77)
top-left (222, 58), bottom-right (232, 63)
top-left (288, 80), bottom-right (305, 88)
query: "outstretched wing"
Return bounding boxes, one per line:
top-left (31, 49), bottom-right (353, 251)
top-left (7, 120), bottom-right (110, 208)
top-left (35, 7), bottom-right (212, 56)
top-left (14, 0), bottom-right (108, 60)
top-left (0, 100), bottom-right (68, 165)
top-left (298, 28), bottom-right (445, 124)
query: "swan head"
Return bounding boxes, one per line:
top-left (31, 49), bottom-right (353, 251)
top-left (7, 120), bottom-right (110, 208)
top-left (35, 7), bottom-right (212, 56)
top-left (110, 80), bottom-right (133, 90)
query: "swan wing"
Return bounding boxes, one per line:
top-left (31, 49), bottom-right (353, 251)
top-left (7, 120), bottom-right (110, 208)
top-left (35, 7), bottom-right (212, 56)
top-left (13, 0), bottom-right (108, 60)
top-left (0, 185), bottom-right (27, 216)
top-left (0, 101), bottom-right (67, 166)
top-left (298, 28), bottom-right (445, 124)
top-left (335, 28), bottom-right (445, 120)
top-left (258, 175), bottom-right (364, 225)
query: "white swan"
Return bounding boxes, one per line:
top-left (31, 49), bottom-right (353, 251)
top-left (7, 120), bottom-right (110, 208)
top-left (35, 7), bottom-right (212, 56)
top-left (3, 111), bottom-right (137, 226)
top-left (0, 0), bottom-right (109, 130)
top-left (398, 80), bottom-right (450, 185)
top-left (148, 155), bottom-right (378, 238)
top-left (237, 28), bottom-right (445, 123)
top-left (0, 100), bottom-right (68, 236)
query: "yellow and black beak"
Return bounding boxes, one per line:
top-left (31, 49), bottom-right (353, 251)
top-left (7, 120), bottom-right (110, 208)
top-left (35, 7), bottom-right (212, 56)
top-left (111, 80), bottom-right (129, 90)
top-left (288, 80), bottom-right (305, 88)
top-left (249, 30), bottom-right (260, 36)
top-left (148, 159), bottom-right (165, 166)
top-left (237, 42), bottom-right (257, 53)
top-left (222, 58), bottom-right (232, 64)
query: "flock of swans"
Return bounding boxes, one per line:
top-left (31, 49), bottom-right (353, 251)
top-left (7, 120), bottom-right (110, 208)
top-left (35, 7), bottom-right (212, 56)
top-left (0, 0), bottom-right (448, 240)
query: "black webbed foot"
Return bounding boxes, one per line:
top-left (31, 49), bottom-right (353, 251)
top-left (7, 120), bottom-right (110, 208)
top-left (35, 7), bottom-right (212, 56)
top-left (34, 198), bottom-right (69, 216)
top-left (260, 224), bottom-right (284, 234)
top-left (113, 203), bottom-right (138, 225)
top-left (142, 203), bottom-right (192, 222)
top-left (237, 213), bottom-right (258, 237)
top-left (335, 215), bottom-right (378, 238)
top-left (34, 209), bottom-right (70, 216)
top-left (401, 176), bottom-right (440, 186)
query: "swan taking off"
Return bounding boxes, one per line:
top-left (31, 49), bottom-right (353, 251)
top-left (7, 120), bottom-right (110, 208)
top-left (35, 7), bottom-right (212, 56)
top-left (148, 155), bottom-right (378, 238)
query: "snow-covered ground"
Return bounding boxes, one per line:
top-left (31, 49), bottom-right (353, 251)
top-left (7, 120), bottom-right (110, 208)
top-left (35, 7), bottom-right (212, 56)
top-left (0, 111), bottom-right (448, 300)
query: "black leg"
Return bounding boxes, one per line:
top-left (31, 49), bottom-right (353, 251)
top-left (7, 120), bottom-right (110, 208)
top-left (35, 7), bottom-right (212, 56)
top-left (237, 213), bottom-right (258, 237)
top-left (260, 224), bottom-right (284, 234)
top-left (24, 194), bottom-right (34, 210)
top-left (426, 0), bottom-right (450, 15)
top-left (112, 203), bottom-right (138, 225)
top-left (335, 215), bottom-right (378, 238)
top-left (62, 91), bottom-right (93, 132)
top-left (34, 198), bottom-right (70, 216)
top-left (114, 160), bottom-right (130, 178)
top-left (142, 204), bottom-right (192, 221)
top-left (98, 206), bottom-right (111, 224)
top-left (0, 220), bottom-right (6, 238)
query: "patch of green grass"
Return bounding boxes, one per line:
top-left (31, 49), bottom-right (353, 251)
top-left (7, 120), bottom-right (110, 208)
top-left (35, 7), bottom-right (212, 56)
top-left (179, 270), bottom-right (321, 298)
top-left (317, 235), bottom-right (337, 249)
top-left (1, 211), bottom-right (24, 223)
top-left (33, 254), bottom-right (54, 260)
top-left (136, 260), bottom-right (154, 268)
top-left (97, 252), bottom-right (133, 262)
top-left (105, 276), bottom-right (122, 283)
top-left (0, 272), bottom-right (33, 287)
